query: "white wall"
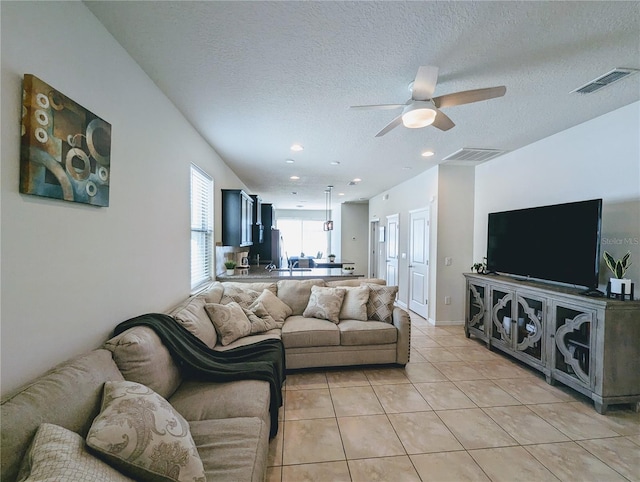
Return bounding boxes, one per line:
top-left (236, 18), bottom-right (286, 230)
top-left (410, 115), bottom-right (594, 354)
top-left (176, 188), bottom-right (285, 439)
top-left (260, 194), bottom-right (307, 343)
top-left (474, 102), bottom-right (640, 294)
top-left (0, 1), bottom-right (246, 396)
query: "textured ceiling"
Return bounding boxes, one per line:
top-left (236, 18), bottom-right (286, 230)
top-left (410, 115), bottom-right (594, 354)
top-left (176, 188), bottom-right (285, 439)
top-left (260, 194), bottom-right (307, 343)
top-left (85, 1), bottom-right (640, 209)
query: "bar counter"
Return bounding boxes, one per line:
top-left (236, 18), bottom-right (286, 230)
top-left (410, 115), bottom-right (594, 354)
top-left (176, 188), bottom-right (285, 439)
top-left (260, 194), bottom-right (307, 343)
top-left (217, 265), bottom-right (363, 282)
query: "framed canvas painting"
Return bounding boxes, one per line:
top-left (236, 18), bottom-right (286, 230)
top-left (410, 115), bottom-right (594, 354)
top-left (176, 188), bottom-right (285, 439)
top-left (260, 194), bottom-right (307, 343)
top-left (20, 74), bottom-right (111, 207)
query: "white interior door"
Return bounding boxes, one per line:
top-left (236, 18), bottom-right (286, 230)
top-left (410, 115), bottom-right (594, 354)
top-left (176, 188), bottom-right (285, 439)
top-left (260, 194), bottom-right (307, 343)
top-left (409, 208), bottom-right (429, 318)
top-left (386, 214), bottom-right (399, 286)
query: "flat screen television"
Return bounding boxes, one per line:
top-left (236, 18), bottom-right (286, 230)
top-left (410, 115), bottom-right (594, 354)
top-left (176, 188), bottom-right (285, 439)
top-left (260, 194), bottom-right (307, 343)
top-left (486, 199), bottom-right (603, 291)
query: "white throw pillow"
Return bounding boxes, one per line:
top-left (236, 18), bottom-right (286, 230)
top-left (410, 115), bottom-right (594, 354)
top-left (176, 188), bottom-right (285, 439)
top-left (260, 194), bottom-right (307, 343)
top-left (339, 285), bottom-right (370, 321)
top-left (249, 289), bottom-right (293, 327)
top-left (86, 381), bottom-right (205, 482)
top-left (17, 423), bottom-right (134, 482)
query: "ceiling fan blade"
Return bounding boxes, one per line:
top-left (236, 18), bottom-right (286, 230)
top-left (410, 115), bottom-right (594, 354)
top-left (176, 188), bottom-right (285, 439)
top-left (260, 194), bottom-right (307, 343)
top-left (432, 86), bottom-right (506, 108)
top-left (350, 104), bottom-right (405, 110)
top-left (431, 109), bottom-right (455, 131)
top-left (411, 66), bottom-right (439, 101)
top-left (375, 115), bottom-right (403, 137)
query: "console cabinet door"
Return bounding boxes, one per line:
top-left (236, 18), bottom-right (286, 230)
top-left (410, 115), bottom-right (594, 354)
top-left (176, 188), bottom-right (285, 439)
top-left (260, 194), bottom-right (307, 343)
top-left (550, 301), bottom-right (596, 391)
top-left (490, 287), bottom-right (515, 350)
top-left (465, 281), bottom-right (488, 341)
top-left (514, 293), bottom-right (546, 366)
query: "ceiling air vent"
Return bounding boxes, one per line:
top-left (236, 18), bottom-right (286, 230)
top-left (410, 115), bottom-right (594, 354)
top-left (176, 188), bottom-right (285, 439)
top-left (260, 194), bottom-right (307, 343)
top-left (442, 148), bottom-right (507, 164)
top-left (571, 68), bottom-right (639, 94)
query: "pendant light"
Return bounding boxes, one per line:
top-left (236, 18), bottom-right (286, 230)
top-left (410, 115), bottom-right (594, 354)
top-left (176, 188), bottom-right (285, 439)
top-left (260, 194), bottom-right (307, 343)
top-left (323, 185), bottom-right (334, 231)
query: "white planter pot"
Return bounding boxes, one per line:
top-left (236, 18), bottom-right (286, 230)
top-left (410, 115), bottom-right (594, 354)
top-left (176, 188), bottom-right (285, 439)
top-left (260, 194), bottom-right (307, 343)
top-left (502, 316), bottom-right (512, 336)
top-left (226, 269), bottom-right (235, 275)
top-left (610, 278), bottom-right (631, 294)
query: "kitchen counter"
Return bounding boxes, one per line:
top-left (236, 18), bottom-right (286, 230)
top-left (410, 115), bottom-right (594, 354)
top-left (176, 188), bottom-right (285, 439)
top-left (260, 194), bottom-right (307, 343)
top-left (217, 266), bottom-right (363, 281)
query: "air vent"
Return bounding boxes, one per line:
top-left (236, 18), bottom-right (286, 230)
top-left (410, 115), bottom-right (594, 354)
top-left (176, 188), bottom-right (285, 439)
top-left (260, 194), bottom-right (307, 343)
top-left (571, 68), bottom-right (639, 94)
top-left (442, 148), bottom-right (507, 164)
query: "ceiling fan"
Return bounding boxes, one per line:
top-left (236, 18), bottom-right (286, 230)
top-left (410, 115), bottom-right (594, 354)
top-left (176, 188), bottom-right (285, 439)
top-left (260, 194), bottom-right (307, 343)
top-left (350, 66), bottom-right (506, 137)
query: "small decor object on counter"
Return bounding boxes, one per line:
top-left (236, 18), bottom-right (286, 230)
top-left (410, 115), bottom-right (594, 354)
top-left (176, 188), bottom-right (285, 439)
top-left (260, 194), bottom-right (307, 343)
top-left (328, 254), bottom-right (336, 262)
top-left (604, 250), bottom-right (633, 298)
top-left (20, 74), bottom-right (111, 207)
top-left (342, 266), bottom-right (355, 274)
top-left (224, 260), bottom-right (236, 275)
top-left (471, 257), bottom-right (487, 274)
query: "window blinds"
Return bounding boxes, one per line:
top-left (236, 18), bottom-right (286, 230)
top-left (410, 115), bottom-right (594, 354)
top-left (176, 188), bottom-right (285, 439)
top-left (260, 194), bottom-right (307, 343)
top-left (190, 165), bottom-right (213, 290)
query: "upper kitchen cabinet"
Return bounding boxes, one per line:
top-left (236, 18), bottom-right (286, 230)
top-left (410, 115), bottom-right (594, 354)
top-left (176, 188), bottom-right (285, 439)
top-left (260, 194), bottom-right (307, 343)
top-left (222, 189), bottom-right (253, 247)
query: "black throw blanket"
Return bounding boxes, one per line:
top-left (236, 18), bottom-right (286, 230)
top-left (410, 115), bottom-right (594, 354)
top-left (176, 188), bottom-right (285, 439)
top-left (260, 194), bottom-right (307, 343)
top-left (113, 313), bottom-right (285, 437)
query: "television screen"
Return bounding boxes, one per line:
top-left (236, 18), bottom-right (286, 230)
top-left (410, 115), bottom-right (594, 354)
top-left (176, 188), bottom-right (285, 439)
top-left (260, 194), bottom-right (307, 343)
top-left (486, 199), bottom-right (602, 290)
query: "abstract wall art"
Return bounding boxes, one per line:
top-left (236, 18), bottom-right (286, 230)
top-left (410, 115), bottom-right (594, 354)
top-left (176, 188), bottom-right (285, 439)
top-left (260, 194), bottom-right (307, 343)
top-left (20, 74), bottom-right (111, 207)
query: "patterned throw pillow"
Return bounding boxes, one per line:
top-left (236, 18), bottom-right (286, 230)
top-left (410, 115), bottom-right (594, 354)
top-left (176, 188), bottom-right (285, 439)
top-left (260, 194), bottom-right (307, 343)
top-left (204, 302), bottom-right (251, 345)
top-left (339, 285), bottom-right (370, 321)
top-left (86, 381), bottom-right (205, 482)
top-left (17, 423), bottom-right (134, 482)
top-left (220, 285), bottom-right (261, 308)
top-left (243, 301), bottom-right (279, 334)
top-left (303, 286), bottom-right (347, 324)
top-left (365, 284), bottom-right (398, 323)
top-left (248, 289), bottom-right (292, 327)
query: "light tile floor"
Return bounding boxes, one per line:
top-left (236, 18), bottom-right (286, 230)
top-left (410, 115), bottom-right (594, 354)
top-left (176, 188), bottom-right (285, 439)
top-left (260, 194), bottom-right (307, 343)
top-left (267, 313), bottom-right (640, 482)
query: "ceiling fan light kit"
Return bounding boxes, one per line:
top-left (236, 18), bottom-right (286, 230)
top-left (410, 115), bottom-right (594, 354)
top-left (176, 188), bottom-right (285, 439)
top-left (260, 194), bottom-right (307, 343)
top-left (401, 102), bottom-right (437, 128)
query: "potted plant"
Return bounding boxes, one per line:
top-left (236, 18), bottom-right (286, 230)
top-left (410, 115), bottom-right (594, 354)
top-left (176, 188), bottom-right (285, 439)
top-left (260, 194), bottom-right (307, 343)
top-left (328, 254), bottom-right (336, 262)
top-left (342, 265), bottom-right (355, 274)
top-left (471, 257), bottom-right (487, 274)
top-left (603, 250), bottom-right (632, 294)
top-left (224, 260), bottom-right (236, 275)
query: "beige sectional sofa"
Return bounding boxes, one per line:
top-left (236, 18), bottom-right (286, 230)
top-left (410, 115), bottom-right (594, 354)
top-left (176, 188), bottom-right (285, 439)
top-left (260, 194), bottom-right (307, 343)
top-left (1, 277), bottom-right (410, 482)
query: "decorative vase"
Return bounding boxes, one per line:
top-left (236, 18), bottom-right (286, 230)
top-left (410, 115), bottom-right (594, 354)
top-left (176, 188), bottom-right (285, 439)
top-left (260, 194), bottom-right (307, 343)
top-left (226, 269), bottom-right (235, 275)
top-left (610, 278), bottom-right (631, 294)
top-left (502, 316), bottom-right (512, 336)
top-left (328, 256), bottom-right (336, 262)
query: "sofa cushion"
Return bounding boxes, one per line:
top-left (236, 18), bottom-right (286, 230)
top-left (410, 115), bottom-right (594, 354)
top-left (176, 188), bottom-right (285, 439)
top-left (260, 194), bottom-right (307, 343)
top-left (0, 350), bottom-right (124, 482)
top-left (86, 381), bottom-right (205, 482)
top-left (16, 423), bottom-right (134, 482)
top-left (303, 285), bottom-right (347, 324)
top-left (189, 418), bottom-right (269, 482)
top-left (104, 326), bottom-right (182, 400)
top-left (172, 296), bottom-right (217, 348)
top-left (365, 284), bottom-right (399, 323)
top-left (221, 281), bottom-right (277, 295)
top-left (338, 320), bottom-right (398, 346)
top-left (243, 301), bottom-right (279, 333)
top-left (200, 281), bottom-right (224, 304)
top-left (249, 289), bottom-right (292, 327)
top-left (169, 379), bottom-right (270, 422)
top-left (339, 285), bottom-right (370, 321)
top-left (213, 329), bottom-right (282, 351)
top-left (276, 279), bottom-right (325, 315)
top-left (205, 302), bottom-right (252, 346)
top-left (221, 285), bottom-right (261, 308)
top-left (281, 315), bottom-right (340, 348)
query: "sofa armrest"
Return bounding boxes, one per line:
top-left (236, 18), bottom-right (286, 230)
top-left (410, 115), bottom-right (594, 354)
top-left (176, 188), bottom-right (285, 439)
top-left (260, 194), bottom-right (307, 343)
top-left (392, 307), bottom-right (411, 365)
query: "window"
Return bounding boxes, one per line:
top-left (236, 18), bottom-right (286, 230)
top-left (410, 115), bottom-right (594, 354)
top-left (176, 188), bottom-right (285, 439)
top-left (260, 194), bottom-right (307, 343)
top-left (276, 218), bottom-right (328, 259)
top-left (190, 165), bottom-right (213, 290)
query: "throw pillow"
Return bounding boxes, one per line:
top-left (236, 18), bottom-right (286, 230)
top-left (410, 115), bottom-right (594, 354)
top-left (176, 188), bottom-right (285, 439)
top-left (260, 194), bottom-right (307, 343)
top-left (86, 381), bottom-right (205, 482)
top-left (302, 285), bottom-right (347, 324)
top-left (276, 279), bottom-right (325, 315)
top-left (220, 285), bottom-right (260, 308)
top-left (243, 301), bottom-right (279, 334)
top-left (172, 296), bottom-right (217, 348)
top-left (16, 423), bottom-right (134, 482)
top-left (339, 285), bottom-right (370, 321)
top-left (204, 302), bottom-right (251, 345)
top-left (249, 289), bottom-right (292, 327)
top-left (365, 284), bottom-right (398, 323)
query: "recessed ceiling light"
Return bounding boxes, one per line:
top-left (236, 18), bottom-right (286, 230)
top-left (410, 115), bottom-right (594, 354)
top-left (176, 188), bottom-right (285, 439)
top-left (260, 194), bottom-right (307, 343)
top-left (285, 159), bottom-right (295, 164)
top-left (296, 204), bottom-right (304, 208)
top-left (421, 150), bottom-right (435, 157)
top-left (291, 191), bottom-right (297, 195)
top-left (290, 144), bottom-right (304, 151)
top-left (353, 178), bottom-right (361, 183)
top-left (330, 161), bottom-right (340, 165)
top-left (290, 175), bottom-right (300, 180)
top-left (338, 192), bottom-right (345, 196)
top-left (403, 166), bottom-right (412, 170)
